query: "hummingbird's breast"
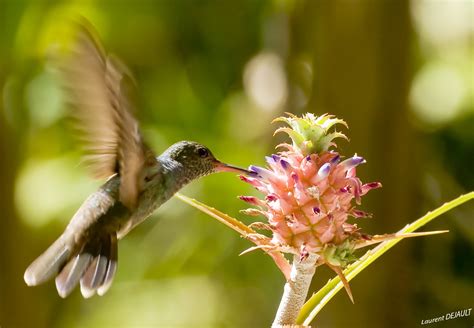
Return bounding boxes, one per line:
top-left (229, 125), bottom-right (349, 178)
top-left (76, 160), bottom-right (187, 240)
top-left (117, 165), bottom-right (176, 238)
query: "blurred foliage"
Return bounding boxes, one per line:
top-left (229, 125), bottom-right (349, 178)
top-left (0, 1), bottom-right (472, 327)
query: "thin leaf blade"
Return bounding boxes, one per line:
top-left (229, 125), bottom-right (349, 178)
top-left (175, 193), bottom-right (291, 279)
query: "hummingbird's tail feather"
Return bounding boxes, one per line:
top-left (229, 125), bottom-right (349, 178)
top-left (79, 233), bottom-right (118, 298)
top-left (24, 229), bottom-right (119, 298)
top-left (55, 246), bottom-right (93, 298)
top-left (97, 233), bottom-right (118, 296)
top-left (54, 232), bottom-right (118, 298)
top-left (24, 235), bottom-right (74, 287)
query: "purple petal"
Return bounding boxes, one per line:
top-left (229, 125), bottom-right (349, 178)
top-left (249, 165), bottom-right (274, 180)
top-left (271, 154), bottom-right (280, 162)
top-left (265, 156), bottom-right (276, 164)
top-left (317, 163), bottom-right (331, 179)
top-left (340, 155), bottom-right (366, 171)
top-left (280, 159), bottom-right (290, 170)
top-left (330, 155), bottom-right (340, 165)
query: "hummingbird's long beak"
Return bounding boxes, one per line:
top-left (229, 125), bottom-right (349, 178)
top-left (214, 161), bottom-right (256, 176)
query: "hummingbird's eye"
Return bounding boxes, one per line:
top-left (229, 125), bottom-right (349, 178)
top-left (197, 147), bottom-right (209, 158)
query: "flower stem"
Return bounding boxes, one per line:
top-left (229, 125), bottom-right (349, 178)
top-left (272, 254), bottom-right (318, 327)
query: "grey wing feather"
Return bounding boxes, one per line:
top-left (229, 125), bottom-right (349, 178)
top-left (61, 21), bottom-right (157, 208)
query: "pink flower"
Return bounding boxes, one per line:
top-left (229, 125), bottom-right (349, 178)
top-left (240, 113), bottom-right (381, 266)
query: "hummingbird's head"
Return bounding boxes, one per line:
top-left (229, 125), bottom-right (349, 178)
top-left (162, 141), bottom-right (252, 180)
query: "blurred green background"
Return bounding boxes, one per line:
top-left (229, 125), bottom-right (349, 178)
top-left (0, 1), bottom-right (473, 327)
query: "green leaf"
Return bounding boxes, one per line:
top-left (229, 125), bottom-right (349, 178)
top-left (296, 192), bottom-right (474, 326)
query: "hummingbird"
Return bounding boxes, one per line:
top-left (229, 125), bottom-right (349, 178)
top-left (24, 21), bottom-right (252, 298)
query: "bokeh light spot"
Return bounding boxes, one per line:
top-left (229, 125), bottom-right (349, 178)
top-left (411, 0), bottom-right (473, 47)
top-left (25, 71), bottom-right (63, 128)
top-left (410, 62), bottom-right (467, 125)
top-left (15, 156), bottom-right (99, 228)
top-left (243, 52), bottom-right (287, 112)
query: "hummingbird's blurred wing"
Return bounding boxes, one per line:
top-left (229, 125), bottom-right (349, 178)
top-left (61, 22), bottom-right (157, 209)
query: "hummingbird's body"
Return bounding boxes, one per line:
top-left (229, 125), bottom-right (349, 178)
top-left (61, 145), bottom-right (193, 244)
top-left (24, 22), bottom-right (251, 298)
top-left (85, 141), bottom-right (221, 239)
